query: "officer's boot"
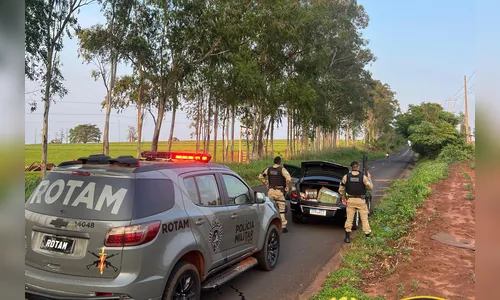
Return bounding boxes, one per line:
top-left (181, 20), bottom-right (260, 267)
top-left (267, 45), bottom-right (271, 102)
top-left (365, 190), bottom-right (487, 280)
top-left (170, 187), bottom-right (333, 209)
top-left (344, 231), bottom-right (351, 243)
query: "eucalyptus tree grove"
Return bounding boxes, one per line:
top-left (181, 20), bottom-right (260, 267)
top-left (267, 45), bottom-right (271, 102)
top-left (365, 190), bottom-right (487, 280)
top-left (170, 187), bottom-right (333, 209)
top-left (26, 0), bottom-right (402, 164)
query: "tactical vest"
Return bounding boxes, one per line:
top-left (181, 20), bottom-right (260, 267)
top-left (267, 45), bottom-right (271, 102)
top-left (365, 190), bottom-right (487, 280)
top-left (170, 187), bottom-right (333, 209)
top-left (268, 166), bottom-right (286, 188)
top-left (345, 171), bottom-right (366, 196)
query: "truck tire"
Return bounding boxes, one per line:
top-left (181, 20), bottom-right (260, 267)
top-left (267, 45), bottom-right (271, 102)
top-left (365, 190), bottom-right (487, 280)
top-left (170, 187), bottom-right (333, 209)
top-left (255, 224), bottom-right (280, 271)
top-left (162, 261), bottom-right (201, 300)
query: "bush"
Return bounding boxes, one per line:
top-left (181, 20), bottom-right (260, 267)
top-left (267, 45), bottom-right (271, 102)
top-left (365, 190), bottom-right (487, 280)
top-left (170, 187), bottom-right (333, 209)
top-left (438, 143), bottom-right (475, 164)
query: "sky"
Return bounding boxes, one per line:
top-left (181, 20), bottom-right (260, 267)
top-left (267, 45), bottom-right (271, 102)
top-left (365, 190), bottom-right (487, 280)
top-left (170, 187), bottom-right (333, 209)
top-left (24, 0), bottom-right (476, 144)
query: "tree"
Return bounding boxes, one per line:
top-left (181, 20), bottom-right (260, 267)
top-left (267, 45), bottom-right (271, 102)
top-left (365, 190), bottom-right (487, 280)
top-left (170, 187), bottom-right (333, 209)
top-left (396, 102), bottom-right (463, 158)
top-left (25, 0), bottom-right (95, 177)
top-left (69, 124), bottom-right (102, 144)
top-left (77, 0), bottom-right (135, 156)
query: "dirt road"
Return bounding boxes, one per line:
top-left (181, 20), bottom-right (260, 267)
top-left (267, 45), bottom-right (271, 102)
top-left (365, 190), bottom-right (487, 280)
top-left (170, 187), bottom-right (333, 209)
top-left (364, 162), bottom-right (475, 299)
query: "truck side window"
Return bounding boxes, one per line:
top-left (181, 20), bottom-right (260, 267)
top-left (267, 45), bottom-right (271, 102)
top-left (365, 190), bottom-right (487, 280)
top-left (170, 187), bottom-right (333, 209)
top-left (222, 174), bottom-right (251, 205)
top-left (184, 177), bottom-right (200, 204)
top-left (194, 175), bottom-right (222, 206)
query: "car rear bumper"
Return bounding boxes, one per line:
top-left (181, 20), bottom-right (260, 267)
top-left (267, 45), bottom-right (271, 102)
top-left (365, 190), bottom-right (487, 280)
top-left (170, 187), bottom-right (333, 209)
top-left (290, 200), bottom-right (346, 218)
top-left (25, 264), bottom-right (163, 300)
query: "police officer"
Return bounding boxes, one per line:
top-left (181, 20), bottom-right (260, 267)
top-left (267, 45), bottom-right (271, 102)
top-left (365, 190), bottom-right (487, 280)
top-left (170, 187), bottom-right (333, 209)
top-left (258, 156), bottom-right (292, 233)
top-left (338, 161), bottom-right (374, 243)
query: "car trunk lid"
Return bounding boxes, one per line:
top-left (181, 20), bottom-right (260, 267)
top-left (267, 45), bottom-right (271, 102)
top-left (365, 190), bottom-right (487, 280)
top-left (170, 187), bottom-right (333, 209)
top-left (25, 168), bottom-right (136, 278)
top-left (300, 161), bottom-right (349, 179)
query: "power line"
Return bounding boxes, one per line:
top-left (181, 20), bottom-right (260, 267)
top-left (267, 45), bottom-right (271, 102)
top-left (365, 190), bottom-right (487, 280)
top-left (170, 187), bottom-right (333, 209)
top-left (448, 71), bottom-right (475, 100)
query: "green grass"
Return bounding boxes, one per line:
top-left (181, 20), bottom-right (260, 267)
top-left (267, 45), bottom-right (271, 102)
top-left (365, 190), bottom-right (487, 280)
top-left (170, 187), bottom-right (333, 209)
top-left (465, 193), bottom-right (475, 200)
top-left (309, 158), bottom-right (451, 300)
top-left (24, 139), bottom-right (364, 166)
top-left (25, 141), bottom-right (384, 199)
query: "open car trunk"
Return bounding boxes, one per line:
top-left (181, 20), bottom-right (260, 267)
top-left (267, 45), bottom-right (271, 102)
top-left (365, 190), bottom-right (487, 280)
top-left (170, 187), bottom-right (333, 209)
top-left (298, 180), bottom-right (342, 207)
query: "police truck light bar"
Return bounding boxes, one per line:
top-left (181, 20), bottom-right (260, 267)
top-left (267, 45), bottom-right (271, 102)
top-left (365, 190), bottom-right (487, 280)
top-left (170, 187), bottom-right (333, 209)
top-left (140, 151), bottom-right (212, 163)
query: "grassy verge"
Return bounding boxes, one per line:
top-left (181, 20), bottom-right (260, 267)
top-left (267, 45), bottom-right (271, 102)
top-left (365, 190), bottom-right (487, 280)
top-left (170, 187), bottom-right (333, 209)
top-left (25, 146), bottom-right (387, 200)
top-left (310, 158), bottom-right (450, 300)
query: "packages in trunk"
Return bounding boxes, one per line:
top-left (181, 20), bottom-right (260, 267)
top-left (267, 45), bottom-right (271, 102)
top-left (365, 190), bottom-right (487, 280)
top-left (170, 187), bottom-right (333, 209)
top-left (317, 187), bottom-right (340, 204)
top-left (305, 189), bottom-right (318, 199)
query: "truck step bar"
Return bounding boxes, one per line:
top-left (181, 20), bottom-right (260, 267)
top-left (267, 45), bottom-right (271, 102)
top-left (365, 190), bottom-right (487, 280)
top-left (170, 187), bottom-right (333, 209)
top-left (201, 257), bottom-right (258, 290)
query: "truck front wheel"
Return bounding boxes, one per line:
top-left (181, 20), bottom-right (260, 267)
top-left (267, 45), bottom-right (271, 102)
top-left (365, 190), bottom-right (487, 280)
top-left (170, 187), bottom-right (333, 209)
top-left (255, 224), bottom-right (280, 271)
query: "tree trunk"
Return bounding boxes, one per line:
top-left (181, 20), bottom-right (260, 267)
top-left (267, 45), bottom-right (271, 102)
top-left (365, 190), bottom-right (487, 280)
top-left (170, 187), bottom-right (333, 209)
top-left (221, 108), bottom-right (226, 162)
top-left (264, 117), bottom-right (271, 157)
top-left (167, 100), bottom-right (177, 153)
top-left (205, 92), bottom-right (211, 153)
top-left (230, 105), bottom-right (236, 162)
top-left (270, 118), bottom-right (274, 158)
top-left (151, 98), bottom-right (166, 152)
top-left (41, 48), bottom-right (54, 178)
top-left (195, 98), bottom-right (201, 153)
top-left (213, 103), bottom-right (218, 162)
top-left (316, 126), bottom-right (321, 152)
top-left (102, 56), bottom-right (118, 156)
top-left (304, 128), bottom-right (309, 156)
top-left (285, 110), bottom-right (292, 158)
top-left (245, 126), bottom-right (250, 162)
top-left (251, 105), bottom-right (258, 159)
top-left (345, 121), bottom-right (350, 147)
top-left (333, 129), bottom-right (338, 148)
top-left (136, 65), bottom-right (143, 158)
top-left (225, 107), bottom-right (230, 161)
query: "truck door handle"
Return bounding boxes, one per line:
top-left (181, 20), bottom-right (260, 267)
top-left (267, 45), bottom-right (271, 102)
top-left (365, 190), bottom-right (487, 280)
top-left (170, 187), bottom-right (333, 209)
top-left (195, 219), bottom-right (205, 226)
top-left (231, 214), bottom-right (238, 219)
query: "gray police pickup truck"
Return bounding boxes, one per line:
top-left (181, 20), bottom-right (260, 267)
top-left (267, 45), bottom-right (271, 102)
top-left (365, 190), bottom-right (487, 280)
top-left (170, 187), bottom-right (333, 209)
top-left (25, 152), bottom-right (282, 300)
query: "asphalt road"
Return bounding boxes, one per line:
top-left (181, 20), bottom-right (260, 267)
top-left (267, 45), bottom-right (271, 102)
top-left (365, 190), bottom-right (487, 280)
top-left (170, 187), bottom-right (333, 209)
top-left (202, 146), bottom-right (414, 300)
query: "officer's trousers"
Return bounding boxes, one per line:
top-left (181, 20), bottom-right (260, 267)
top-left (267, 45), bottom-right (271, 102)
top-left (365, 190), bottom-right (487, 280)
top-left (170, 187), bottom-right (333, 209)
top-left (267, 188), bottom-right (287, 229)
top-left (344, 197), bottom-right (371, 234)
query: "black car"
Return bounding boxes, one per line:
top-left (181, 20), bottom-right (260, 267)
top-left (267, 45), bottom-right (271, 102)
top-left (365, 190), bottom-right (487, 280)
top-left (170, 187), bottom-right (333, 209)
top-left (284, 161), bottom-right (372, 230)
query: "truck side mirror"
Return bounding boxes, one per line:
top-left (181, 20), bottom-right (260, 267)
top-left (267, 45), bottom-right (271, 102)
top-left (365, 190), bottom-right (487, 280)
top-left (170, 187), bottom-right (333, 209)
top-left (255, 191), bottom-right (266, 204)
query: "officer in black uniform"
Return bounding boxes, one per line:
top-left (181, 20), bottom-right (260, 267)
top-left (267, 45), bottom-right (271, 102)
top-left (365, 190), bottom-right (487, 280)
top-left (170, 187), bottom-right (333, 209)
top-left (258, 156), bottom-right (292, 233)
top-left (338, 161), bottom-right (374, 243)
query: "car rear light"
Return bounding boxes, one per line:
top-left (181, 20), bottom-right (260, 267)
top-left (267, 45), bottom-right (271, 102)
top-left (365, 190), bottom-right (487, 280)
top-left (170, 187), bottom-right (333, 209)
top-left (140, 151), bottom-right (212, 163)
top-left (105, 220), bottom-right (161, 247)
top-left (95, 292), bottom-right (113, 297)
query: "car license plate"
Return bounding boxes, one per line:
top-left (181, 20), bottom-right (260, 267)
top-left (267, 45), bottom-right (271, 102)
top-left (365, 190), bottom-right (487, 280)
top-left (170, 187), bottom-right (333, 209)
top-left (309, 208), bottom-right (327, 216)
top-left (41, 235), bottom-right (75, 254)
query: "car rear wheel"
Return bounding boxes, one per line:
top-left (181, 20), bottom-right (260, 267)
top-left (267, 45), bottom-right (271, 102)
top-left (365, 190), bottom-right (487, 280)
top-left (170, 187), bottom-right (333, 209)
top-left (255, 224), bottom-right (280, 271)
top-left (163, 261), bottom-right (201, 300)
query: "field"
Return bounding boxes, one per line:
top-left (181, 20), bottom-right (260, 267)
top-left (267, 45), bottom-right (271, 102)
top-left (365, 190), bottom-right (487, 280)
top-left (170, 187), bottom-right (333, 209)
top-left (24, 139), bottom-right (364, 166)
top-left (24, 140), bottom-right (381, 199)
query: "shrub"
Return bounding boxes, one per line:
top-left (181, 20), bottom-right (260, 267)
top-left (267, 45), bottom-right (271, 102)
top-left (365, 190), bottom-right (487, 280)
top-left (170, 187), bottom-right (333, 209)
top-left (438, 143), bottom-right (475, 164)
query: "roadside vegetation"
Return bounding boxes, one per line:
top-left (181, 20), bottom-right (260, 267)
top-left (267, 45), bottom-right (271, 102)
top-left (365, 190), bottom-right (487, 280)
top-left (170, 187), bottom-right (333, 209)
top-left (310, 103), bottom-right (475, 300)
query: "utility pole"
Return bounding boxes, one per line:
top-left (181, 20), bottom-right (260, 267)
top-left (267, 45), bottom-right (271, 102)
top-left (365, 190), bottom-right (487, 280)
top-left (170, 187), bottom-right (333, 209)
top-left (446, 99), bottom-right (456, 113)
top-left (464, 75), bottom-right (470, 143)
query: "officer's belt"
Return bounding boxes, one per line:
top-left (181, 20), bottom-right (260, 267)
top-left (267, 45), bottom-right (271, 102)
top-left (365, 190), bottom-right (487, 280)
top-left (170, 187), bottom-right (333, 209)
top-left (270, 186), bottom-right (285, 191)
top-left (347, 194), bottom-right (365, 198)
